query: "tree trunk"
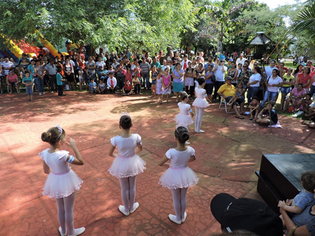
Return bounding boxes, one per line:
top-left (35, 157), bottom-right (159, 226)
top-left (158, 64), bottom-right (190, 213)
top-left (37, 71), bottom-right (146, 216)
top-left (85, 45), bottom-right (96, 57)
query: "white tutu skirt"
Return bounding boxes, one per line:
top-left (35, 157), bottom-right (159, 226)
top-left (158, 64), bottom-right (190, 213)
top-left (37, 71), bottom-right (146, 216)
top-left (192, 98), bottom-right (209, 108)
top-left (174, 113), bottom-right (194, 127)
top-left (159, 167), bottom-right (199, 189)
top-left (108, 154), bottom-right (146, 178)
top-left (43, 169), bottom-right (83, 199)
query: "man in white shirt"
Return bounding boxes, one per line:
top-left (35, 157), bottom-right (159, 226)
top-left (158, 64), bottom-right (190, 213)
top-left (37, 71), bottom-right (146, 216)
top-left (236, 53), bottom-right (246, 67)
top-left (2, 57), bottom-right (15, 76)
top-left (213, 58), bottom-right (227, 101)
top-left (264, 60), bottom-right (278, 78)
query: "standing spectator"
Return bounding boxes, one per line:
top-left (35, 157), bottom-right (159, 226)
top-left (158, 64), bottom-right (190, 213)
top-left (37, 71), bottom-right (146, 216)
top-left (181, 55), bottom-right (190, 71)
top-left (96, 56), bottom-right (106, 80)
top-left (184, 62), bottom-right (195, 99)
top-left (204, 56), bottom-right (214, 73)
top-left (298, 67), bottom-right (312, 91)
top-left (56, 68), bottom-right (66, 96)
top-left (64, 58), bottom-right (75, 90)
top-left (213, 58), bottom-right (227, 101)
top-left (260, 69), bottom-right (283, 109)
top-left (0, 65), bottom-right (3, 94)
top-left (35, 60), bottom-right (45, 95)
top-left (227, 61), bottom-right (238, 86)
top-left (247, 66), bottom-right (262, 105)
top-left (140, 59), bottom-right (150, 89)
top-left (22, 71), bottom-right (34, 101)
top-left (205, 64), bottom-right (215, 102)
top-left (265, 60), bottom-right (278, 78)
top-left (46, 58), bottom-right (57, 93)
top-left (151, 57), bottom-right (161, 71)
top-left (86, 56), bottom-right (96, 82)
top-left (236, 53), bottom-right (246, 66)
top-left (2, 57), bottom-right (15, 76)
top-left (172, 63), bottom-right (185, 102)
top-left (115, 60), bottom-right (126, 90)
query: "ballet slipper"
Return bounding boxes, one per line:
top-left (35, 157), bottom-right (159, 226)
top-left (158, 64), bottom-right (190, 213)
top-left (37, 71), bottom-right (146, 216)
top-left (129, 202), bottom-right (140, 214)
top-left (118, 205), bottom-right (130, 216)
top-left (168, 214), bottom-right (181, 225)
top-left (58, 227), bottom-right (67, 236)
top-left (181, 212), bottom-right (187, 223)
top-left (196, 130), bottom-right (204, 133)
top-left (68, 227), bottom-right (85, 236)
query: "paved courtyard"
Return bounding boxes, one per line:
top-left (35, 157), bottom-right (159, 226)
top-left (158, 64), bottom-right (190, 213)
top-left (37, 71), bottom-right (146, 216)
top-left (1, 91), bottom-right (315, 236)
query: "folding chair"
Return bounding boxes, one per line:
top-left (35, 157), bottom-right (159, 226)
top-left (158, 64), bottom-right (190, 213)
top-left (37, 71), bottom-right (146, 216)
top-left (219, 96), bottom-right (235, 113)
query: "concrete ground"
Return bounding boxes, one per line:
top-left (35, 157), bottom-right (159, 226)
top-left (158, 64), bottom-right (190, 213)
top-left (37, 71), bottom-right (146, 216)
top-left (1, 91), bottom-right (315, 236)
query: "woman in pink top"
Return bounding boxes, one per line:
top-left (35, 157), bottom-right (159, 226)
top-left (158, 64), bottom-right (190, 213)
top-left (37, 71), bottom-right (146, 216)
top-left (285, 83), bottom-right (306, 112)
top-left (6, 69), bottom-right (19, 93)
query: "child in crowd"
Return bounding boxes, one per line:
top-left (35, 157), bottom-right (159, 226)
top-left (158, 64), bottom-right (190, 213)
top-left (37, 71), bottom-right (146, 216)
top-left (174, 91), bottom-right (194, 130)
top-left (0, 65), bottom-right (3, 94)
top-left (132, 76), bottom-right (140, 94)
top-left (22, 71), bottom-right (34, 101)
top-left (125, 67), bottom-right (132, 84)
top-left (161, 67), bottom-right (172, 104)
top-left (40, 125), bottom-right (85, 236)
top-left (96, 79), bottom-right (106, 94)
top-left (302, 93), bottom-right (313, 115)
top-left (122, 80), bottom-right (134, 95)
top-left (156, 71), bottom-right (163, 103)
top-left (107, 72), bottom-right (117, 93)
top-left (108, 115), bottom-right (146, 216)
top-left (88, 78), bottom-right (97, 93)
top-left (256, 102), bottom-right (278, 126)
top-left (192, 78), bottom-right (210, 133)
top-left (99, 66), bottom-right (108, 84)
top-left (151, 65), bottom-right (158, 97)
top-left (158, 126), bottom-right (198, 224)
top-left (56, 68), bottom-right (66, 96)
top-left (281, 68), bottom-right (294, 111)
top-left (279, 171), bottom-right (315, 227)
top-left (78, 67), bottom-right (84, 91)
top-left (249, 96), bottom-right (260, 120)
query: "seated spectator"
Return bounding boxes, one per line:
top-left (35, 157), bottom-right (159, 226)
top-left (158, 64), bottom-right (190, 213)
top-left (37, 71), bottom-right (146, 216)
top-left (298, 67), bottom-right (312, 91)
top-left (302, 93), bottom-right (313, 115)
top-left (280, 68), bottom-right (294, 111)
top-left (122, 80), bottom-right (134, 96)
top-left (248, 96), bottom-right (260, 120)
top-left (107, 72), bottom-right (117, 93)
top-left (96, 79), bottom-right (106, 94)
top-left (132, 76), bottom-right (140, 94)
top-left (256, 102), bottom-right (278, 126)
top-left (217, 76), bottom-right (245, 119)
top-left (88, 78), bottom-right (97, 93)
top-left (210, 193), bottom-right (283, 236)
top-left (285, 83), bottom-right (306, 112)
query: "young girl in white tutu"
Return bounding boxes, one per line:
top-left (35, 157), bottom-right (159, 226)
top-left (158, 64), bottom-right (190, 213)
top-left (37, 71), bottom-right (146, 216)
top-left (40, 125), bottom-right (85, 236)
top-left (158, 127), bottom-right (198, 224)
top-left (108, 114), bottom-right (146, 216)
top-left (174, 91), bottom-right (194, 144)
top-left (192, 78), bottom-right (210, 133)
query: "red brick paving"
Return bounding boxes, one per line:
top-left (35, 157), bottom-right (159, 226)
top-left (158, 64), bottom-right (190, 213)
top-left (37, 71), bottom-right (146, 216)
top-left (1, 91), bottom-right (315, 235)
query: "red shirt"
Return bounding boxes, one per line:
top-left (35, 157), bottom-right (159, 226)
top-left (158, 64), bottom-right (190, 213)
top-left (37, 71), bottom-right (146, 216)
top-left (276, 65), bottom-right (288, 73)
top-left (298, 73), bottom-right (312, 88)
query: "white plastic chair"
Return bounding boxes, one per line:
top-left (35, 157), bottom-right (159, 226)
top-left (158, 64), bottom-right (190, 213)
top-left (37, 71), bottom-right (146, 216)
top-left (219, 96), bottom-right (235, 113)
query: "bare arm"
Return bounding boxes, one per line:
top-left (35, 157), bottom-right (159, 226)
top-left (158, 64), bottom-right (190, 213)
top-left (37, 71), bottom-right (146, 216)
top-left (108, 144), bottom-right (116, 158)
top-left (280, 208), bottom-right (310, 236)
top-left (188, 155), bottom-right (196, 162)
top-left (135, 142), bottom-right (143, 154)
top-left (158, 155), bottom-right (169, 166)
top-left (66, 138), bottom-right (84, 165)
top-left (278, 200), bottom-right (303, 214)
top-left (43, 161), bottom-right (50, 174)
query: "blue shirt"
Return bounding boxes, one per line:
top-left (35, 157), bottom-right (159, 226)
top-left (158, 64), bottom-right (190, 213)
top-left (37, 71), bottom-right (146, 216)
top-left (294, 190), bottom-right (315, 209)
top-left (89, 82), bottom-right (97, 89)
top-left (293, 201), bottom-right (315, 227)
top-left (56, 73), bottom-right (63, 86)
top-left (204, 62), bottom-right (214, 72)
top-left (27, 64), bottom-right (35, 75)
top-left (22, 75), bottom-right (33, 84)
top-left (205, 71), bottom-right (214, 84)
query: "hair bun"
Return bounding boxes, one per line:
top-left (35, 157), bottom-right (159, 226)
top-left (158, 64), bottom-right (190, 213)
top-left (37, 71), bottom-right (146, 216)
top-left (41, 131), bottom-right (52, 142)
top-left (181, 132), bottom-right (189, 142)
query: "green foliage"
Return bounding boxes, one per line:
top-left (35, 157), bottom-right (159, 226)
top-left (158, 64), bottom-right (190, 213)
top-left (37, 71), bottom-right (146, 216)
top-left (0, 0), bottom-right (196, 55)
